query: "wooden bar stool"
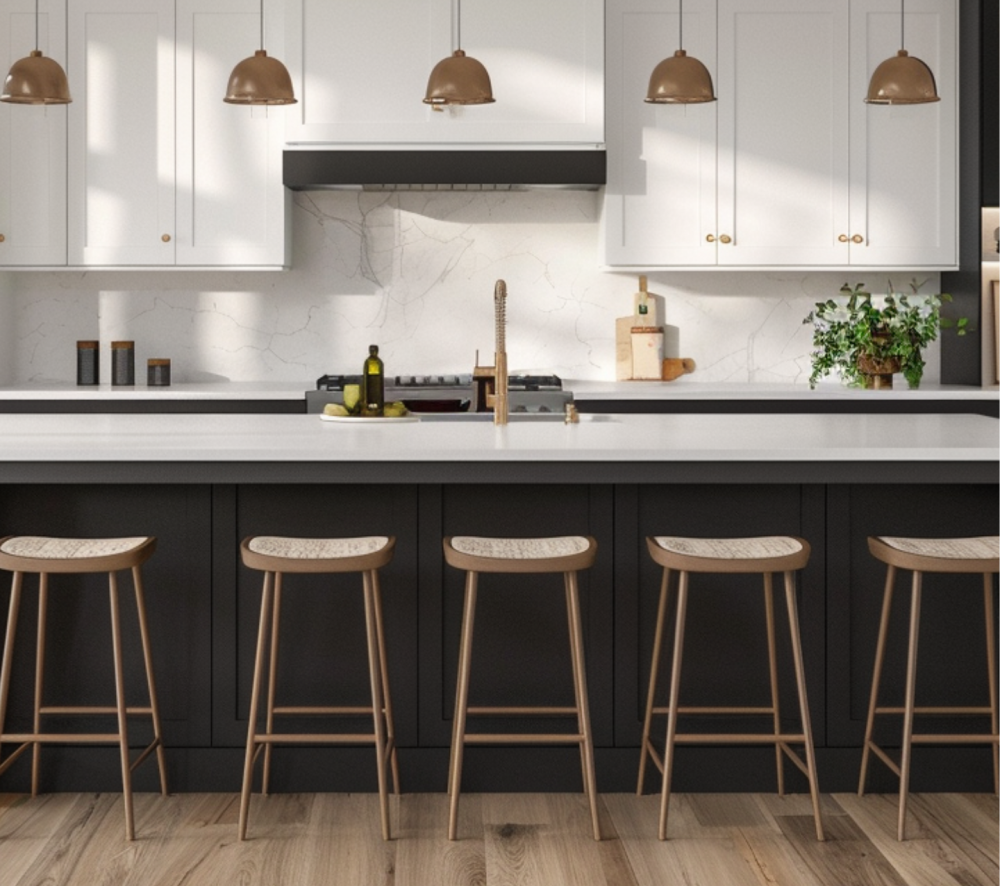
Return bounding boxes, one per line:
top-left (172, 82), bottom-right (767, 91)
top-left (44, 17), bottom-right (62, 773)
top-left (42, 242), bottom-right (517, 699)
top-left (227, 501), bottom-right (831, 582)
top-left (859, 535), bottom-right (1000, 840)
top-left (238, 535), bottom-right (399, 841)
top-left (443, 535), bottom-right (601, 842)
top-left (0, 535), bottom-right (168, 841)
top-left (638, 535), bottom-right (824, 841)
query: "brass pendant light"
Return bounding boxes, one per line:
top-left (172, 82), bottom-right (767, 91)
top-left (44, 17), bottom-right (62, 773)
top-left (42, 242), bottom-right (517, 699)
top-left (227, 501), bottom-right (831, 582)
top-left (1, 0), bottom-right (71, 105)
top-left (865, 0), bottom-right (939, 104)
top-left (224, 0), bottom-right (296, 105)
top-left (645, 0), bottom-right (715, 104)
top-left (423, 0), bottom-right (494, 105)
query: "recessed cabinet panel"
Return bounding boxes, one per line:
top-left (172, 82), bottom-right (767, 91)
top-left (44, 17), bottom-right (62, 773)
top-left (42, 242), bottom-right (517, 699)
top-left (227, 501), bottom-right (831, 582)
top-left (176, 0), bottom-right (288, 266)
top-left (0, 1), bottom-right (66, 267)
top-left (285, 0), bottom-right (603, 145)
top-left (717, 0), bottom-right (849, 266)
top-left (849, 0), bottom-right (957, 267)
top-left (603, 0), bottom-right (717, 267)
top-left (68, 0), bottom-right (175, 266)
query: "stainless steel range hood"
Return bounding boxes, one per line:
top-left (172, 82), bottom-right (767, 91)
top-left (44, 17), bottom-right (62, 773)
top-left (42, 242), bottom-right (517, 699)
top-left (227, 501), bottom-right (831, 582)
top-left (283, 149), bottom-right (606, 191)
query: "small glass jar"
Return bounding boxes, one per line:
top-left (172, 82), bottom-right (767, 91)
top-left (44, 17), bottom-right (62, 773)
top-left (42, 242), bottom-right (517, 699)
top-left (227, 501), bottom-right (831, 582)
top-left (147, 358), bottom-right (171, 386)
top-left (111, 341), bottom-right (135, 386)
top-left (76, 340), bottom-right (99, 386)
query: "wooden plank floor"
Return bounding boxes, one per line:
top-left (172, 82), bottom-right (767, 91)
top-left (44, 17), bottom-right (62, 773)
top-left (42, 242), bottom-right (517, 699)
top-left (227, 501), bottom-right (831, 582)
top-left (0, 792), bottom-right (996, 886)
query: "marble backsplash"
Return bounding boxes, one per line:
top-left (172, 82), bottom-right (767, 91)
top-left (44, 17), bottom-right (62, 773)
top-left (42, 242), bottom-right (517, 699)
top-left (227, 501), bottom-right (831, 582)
top-left (0, 190), bottom-right (939, 386)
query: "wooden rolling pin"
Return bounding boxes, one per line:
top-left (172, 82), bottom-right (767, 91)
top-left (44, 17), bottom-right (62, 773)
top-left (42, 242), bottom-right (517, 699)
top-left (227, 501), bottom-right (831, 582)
top-left (662, 357), bottom-right (696, 381)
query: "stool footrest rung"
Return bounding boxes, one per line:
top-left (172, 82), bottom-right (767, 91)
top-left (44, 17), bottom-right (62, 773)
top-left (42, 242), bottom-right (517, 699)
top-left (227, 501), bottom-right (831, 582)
top-left (463, 733), bottom-right (585, 744)
top-left (868, 742), bottom-right (902, 777)
top-left (39, 706), bottom-right (153, 716)
top-left (0, 741), bottom-right (33, 777)
top-left (467, 706), bottom-right (578, 717)
top-left (671, 733), bottom-right (807, 744)
top-left (252, 733), bottom-right (378, 744)
top-left (651, 705), bottom-right (777, 716)
top-left (271, 706), bottom-right (374, 716)
top-left (778, 741), bottom-right (812, 778)
top-left (874, 706), bottom-right (994, 716)
top-left (2, 733), bottom-right (123, 742)
top-left (129, 739), bottom-right (162, 772)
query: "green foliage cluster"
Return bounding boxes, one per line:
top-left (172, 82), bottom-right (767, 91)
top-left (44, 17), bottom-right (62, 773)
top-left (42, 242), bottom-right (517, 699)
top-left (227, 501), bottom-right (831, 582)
top-left (803, 280), bottom-right (969, 390)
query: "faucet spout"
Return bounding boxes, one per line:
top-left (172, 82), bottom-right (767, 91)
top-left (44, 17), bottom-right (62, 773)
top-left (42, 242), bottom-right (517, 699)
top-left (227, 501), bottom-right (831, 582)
top-left (493, 279), bottom-right (508, 426)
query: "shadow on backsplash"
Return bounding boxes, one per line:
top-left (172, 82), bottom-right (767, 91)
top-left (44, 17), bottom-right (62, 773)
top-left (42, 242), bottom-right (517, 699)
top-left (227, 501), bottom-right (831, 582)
top-left (1, 190), bottom-right (939, 387)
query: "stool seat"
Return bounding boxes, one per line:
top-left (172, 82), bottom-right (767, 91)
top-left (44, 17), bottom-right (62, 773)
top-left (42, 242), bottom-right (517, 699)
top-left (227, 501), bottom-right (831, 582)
top-left (0, 536), bottom-right (154, 573)
top-left (445, 536), bottom-right (596, 573)
top-left (241, 536), bottom-right (393, 573)
top-left (870, 536), bottom-right (999, 572)
top-left (649, 536), bottom-right (809, 572)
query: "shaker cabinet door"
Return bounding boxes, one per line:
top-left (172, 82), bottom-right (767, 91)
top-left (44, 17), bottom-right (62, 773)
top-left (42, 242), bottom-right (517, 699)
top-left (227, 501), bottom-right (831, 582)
top-left (716, 0), bottom-right (850, 267)
top-left (176, 0), bottom-right (289, 267)
top-left (603, 0), bottom-right (717, 267)
top-left (0, 0), bottom-right (67, 267)
top-left (848, 0), bottom-right (957, 268)
top-left (68, 0), bottom-right (175, 266)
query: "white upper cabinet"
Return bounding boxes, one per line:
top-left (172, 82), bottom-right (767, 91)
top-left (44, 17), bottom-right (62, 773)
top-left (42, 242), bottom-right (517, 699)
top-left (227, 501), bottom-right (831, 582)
top-left (176, 0), bottom-right (289, 267)
top-left (603, 0), bottom-right (958, 270)
top-left (68, 0), bottom-right (176, 266)
top-left (0, 0), bottom-right (67, 267)
top-left (284, 0), bottom-right (604, 145)
top-left (849, 0), bottom-right (957, 267)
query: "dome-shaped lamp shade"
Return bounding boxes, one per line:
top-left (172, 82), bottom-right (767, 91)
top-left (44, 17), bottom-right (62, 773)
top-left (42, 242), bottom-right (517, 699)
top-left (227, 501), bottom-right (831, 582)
top-left (865, 49), bottom-right (939, 104)
top-left (645, 49), bottom-right (715, 104)
top-left (423, 50), bottom-right (495, 105)
top-left (1, 50), bottom-right (71, 104)
top-left (224, 49), bottom-right (296, 105)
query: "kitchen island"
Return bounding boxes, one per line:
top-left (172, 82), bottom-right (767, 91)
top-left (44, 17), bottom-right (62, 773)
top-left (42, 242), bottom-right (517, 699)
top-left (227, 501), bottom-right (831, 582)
top-left (0, 412), bottom-right (996, 797)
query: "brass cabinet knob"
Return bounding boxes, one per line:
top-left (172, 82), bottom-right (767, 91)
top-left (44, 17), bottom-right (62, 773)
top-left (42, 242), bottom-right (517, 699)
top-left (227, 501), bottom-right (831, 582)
top-left (851, 234), bottom-right (864, 244)
top-left (705, 234), bottom-right (716, 243)
top-left (162, 234), bottom-right (171, 242)
top-left (719, 234), bottom-right (732, 244)
top-left (838, 234), bottom-right (848, 242)
top-left (0, 234), bottom-right (5, 242)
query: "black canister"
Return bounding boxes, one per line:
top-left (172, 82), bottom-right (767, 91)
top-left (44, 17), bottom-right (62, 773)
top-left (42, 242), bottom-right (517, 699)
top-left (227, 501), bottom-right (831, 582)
top-left (147, 358), bottom-right (171, 386)
top-left (111, 341), bottom-right (135, 386)
top-left (76, 340), bottom-right (99, 386)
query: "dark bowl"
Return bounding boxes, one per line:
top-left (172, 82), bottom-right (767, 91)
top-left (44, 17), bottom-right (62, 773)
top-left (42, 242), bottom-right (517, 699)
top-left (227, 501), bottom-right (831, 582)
top-left (401, 398), bottom-right (471, 413)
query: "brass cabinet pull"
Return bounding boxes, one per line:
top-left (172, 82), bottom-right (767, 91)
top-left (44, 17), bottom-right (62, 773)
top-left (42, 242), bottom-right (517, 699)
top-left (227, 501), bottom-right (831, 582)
top-left (851, 234), bottom-right (864, 244)
top-left (0, 234), bottom-right (5, 242)
top-left (705, 234), bottom-right (716, 243)
top-left (719, 234), bottom-right (732, 244)
top-left (838, 234), bottom-right (848, 242)
top-left (162, 234), bottom-right (171, 242)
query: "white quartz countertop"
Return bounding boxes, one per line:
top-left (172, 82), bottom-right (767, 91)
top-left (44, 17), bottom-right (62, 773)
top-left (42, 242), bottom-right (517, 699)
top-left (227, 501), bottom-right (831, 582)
top-left (0, 412), bottom-right (995, 464)
top-left (0, 380), bottom-right (995, 402)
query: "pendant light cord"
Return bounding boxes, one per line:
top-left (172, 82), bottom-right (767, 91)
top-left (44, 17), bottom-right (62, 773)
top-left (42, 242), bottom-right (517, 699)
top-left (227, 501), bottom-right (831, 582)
top-left (34, 0), bottom-right (39, 51)
top-left (678, 0), bottom-right (684, 52)
top-left (260, 0), bottom-right (265, 50)
top-left (900, 0), bottom-right (905, 50)
top-left (456, 0), bottom-right (462, 51)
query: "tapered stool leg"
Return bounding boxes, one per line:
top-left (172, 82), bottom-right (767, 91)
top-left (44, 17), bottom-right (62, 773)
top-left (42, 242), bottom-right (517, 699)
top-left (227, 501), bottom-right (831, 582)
top-left (448, 570), bottom-right (478, 841)
top-left (31, 574), bottom-right (48, 798)
top-left (658, 570), bottom-right (689, 841)
top-left (262, 574), bottom-right (283, 797)
top-left (0, 573), bottom-right (23, 775)
top-left (784, 570), bottom-right (824, 841)
top-left (108, 571), bottom-right (135, 841)
top-left (371, 570), bottom-right (400, 795)
top-left (239, 571), bottom-right (274, 841)
top-left (983, 575), bottom-right (999, 794)
top-left (566, 571), bottom-right (600, 841)
top-left (363, 570), bottom-right (392, 841)
top-left (897, 570), bottom-right (923, 842)
top-left (859, 564), bottom-right (897, 795)
top-left (132, 565), bottom-right (168, 796)
top-left (638, 567), bottom-right (670, 795)
top-left (763, 573), bottom-right (784, 796)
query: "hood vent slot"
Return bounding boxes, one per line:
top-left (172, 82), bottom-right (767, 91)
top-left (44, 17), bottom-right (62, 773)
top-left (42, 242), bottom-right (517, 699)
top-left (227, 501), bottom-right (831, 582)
top-left (283, 149), bottom-right (606, 191)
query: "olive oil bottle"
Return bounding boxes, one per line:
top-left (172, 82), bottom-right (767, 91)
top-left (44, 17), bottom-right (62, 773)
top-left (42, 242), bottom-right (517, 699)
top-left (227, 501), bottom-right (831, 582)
top-left (362, 344), bottom-right (384, 416)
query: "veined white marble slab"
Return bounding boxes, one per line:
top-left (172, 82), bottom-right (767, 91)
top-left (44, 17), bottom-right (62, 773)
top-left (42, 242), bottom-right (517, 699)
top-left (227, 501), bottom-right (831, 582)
top-left (0, 382), bottom-right (307, 401)
top-left (0, 413), bottom-right (995, 463)
top-left (567, 381), bottom-right (1000, 401)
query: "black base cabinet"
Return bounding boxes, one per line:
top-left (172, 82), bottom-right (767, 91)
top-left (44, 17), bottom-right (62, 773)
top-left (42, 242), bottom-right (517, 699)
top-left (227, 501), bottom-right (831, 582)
top-left (0, 481), bottom-right (996, 795)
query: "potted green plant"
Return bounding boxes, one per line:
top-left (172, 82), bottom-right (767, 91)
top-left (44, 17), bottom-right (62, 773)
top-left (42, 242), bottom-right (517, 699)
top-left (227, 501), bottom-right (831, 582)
top-left (803, 279), bottom-right (970, 390)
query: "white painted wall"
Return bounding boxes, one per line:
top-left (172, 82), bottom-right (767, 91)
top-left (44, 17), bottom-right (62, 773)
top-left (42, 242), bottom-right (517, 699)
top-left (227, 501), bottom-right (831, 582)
top-left (3, 190), bottom-right (939, 385)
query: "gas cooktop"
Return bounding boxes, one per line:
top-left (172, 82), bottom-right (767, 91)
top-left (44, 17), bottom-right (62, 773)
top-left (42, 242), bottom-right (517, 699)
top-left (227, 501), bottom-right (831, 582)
top-left (314, 373), bottom-right (562, 392)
